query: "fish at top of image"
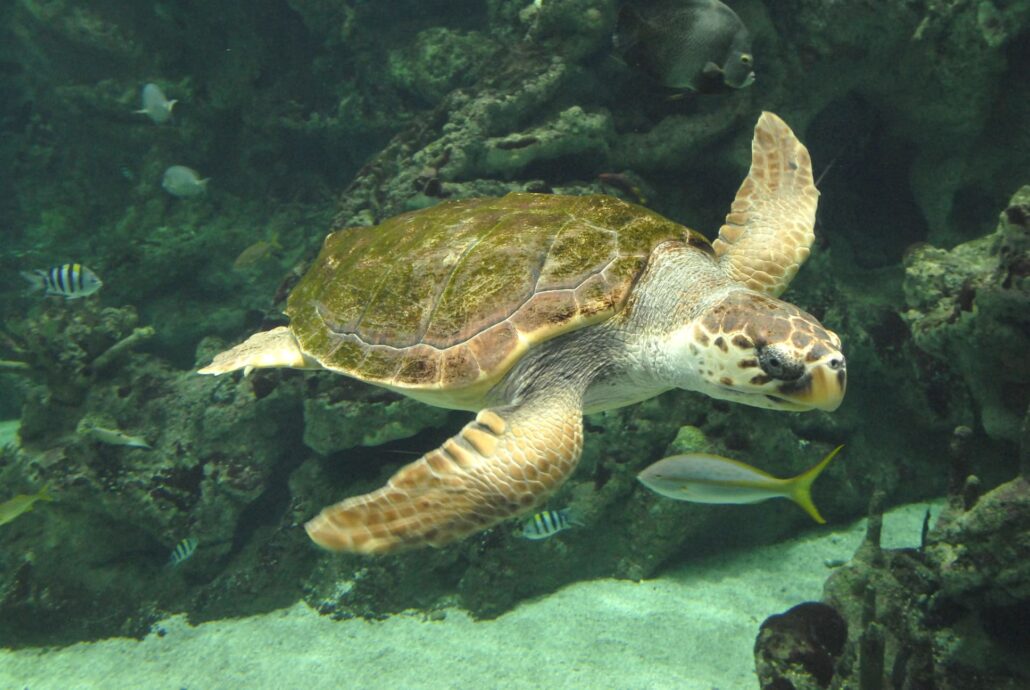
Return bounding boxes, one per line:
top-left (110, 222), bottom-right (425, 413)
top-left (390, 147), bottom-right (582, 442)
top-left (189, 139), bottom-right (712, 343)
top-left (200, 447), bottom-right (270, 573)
top-left (162, 165), bottom-right (208, 198)
top-left (167, 537), bottom-right (198, 567)
top-left (637, 446), bottom-right (845, 524)
top-left (20, 263), bottom-right (103, 299)
top-left (136, 83), bottom-right (177, 124)
top-left (615, 0), bottom-right (755, 93)
top-left (518, 508), bottom-right (581, 540)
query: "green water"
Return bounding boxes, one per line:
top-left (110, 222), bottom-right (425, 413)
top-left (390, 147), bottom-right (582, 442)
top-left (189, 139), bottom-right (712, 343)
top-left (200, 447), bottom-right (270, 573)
top-left (0, 1), bottom-right (1027, 688)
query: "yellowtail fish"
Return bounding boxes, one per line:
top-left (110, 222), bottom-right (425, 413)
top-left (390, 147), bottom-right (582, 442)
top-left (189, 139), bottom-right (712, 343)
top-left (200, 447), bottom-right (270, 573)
top-left (136, 83), bottom-right (177, 124)
top-left (519, 508), bottom-right (580, 540)
top-left (79, 423), bottom-right (152, 450)
top-left (167, 537), bottom-right (198, 567)
top-left (21, 263), bottom-right (102, 299)
top-left (0, 485), bottom-right (54, 527)
top-left (637, 446), bottom-right (844, 523)
top-left (232, 233), bottom-right (282, 271)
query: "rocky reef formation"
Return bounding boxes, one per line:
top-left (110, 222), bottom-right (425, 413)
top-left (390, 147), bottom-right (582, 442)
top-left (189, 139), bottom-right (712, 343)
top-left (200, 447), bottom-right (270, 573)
top-left (0, 0), bottom-right (1026, 646)
top-left (0, 308), bottom-right (460, 643)
top-left (754, 427), bottom-right (1030, 689)
top-left (903, 186), bottom-right (1030, 444)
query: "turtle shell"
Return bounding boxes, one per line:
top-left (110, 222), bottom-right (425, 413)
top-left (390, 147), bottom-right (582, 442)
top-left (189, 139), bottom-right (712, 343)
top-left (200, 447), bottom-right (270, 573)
top-left (287, 193), bottom-right (707, 407)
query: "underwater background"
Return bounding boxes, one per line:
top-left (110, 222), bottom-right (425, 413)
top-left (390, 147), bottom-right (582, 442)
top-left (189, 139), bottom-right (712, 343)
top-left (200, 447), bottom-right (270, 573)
top-left (0, 1), bottom-right (1028, 688)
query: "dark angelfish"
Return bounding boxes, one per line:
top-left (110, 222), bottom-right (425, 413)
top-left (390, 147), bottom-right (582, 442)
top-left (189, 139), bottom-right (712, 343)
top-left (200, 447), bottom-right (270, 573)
top-left (616, 0), bottom-right (755, 92)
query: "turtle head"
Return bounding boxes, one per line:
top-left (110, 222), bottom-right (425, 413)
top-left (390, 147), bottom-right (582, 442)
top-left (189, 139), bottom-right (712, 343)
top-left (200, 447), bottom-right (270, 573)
top-left (670, 290), bottom-right (846, 412)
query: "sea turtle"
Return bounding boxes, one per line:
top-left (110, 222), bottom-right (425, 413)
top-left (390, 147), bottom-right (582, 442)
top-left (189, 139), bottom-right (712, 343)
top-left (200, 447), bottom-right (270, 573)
top-left (200, 112), bottom-right (846, 555)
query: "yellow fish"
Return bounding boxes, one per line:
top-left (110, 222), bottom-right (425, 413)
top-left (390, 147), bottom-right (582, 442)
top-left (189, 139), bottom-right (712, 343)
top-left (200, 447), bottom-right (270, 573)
top-left (79, 422), bottom-right (152, 449)
top-left (233, 233), bottom-right (282, 271)
top-left (0, 485), bottom-right (54, 526)
top-left (637, 446), bottom-right (844, 523)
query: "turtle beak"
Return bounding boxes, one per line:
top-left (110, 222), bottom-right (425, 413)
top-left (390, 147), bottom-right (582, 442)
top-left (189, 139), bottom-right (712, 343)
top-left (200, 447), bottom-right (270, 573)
top-left (777, 356), bottom-right (847, 411)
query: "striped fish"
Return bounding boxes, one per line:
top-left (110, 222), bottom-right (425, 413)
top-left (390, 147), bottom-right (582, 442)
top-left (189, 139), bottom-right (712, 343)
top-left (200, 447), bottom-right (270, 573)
top-left (519, 508), bottom-right (579, 540)
top-left (21, 264), bottom-right (102, 299)
top-left (167, 537), bottom-right (198, 567)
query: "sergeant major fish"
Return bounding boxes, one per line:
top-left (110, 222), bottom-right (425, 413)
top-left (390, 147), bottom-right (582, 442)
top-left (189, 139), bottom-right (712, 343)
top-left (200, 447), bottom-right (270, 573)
top-left (162, 165), bottom-right (208, 198)
top-left (21, 263), bottom-right (102, 299)
top-left (637, 446), bottom-right (844, 523)
top-left (0, 485), bottom-right (54, 527)
top-left (136, 83), bottom-right (177, 124)
top-left (167, 537), bottom-right (198, 567)
top-left (616, 0), bottom-right (755, 92)
top-left (518, 508), bottom-right (580, 540)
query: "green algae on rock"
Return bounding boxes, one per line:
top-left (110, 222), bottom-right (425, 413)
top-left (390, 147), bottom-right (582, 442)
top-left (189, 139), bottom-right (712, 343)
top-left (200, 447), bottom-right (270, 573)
top-left (761, 469), bottom-right (1030, 689)
top-left (303, 395), bottom-right (451, 455)
top-left (903, 186), bottom-right (1030, 443)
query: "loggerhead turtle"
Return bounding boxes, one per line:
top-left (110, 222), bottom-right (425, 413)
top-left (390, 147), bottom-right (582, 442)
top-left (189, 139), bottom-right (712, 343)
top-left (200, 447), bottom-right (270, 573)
top-left (200, 112), bottom-right (846, 555)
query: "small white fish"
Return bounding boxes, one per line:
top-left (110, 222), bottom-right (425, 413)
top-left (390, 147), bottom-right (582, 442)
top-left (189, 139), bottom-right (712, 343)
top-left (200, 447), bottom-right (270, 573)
top-left (167, 537), bottom-right (198, 567)
top-left (80, 424), bottom-right (152, 450)
top-left (136, 83), bottom-right (177, 124)
top-left (637, 446), bottom-right (844, 523)
top-left (20, 263), bottom-right (102, 299)
top-left (162, 165), bottom-right (208, 198)
top-left (518, 508), bottom-right (580, 540)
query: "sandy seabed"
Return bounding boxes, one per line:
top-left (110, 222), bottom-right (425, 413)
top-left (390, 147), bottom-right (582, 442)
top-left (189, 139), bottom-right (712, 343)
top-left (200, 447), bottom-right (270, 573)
top-left (0, 493), bottom-right (934, 690)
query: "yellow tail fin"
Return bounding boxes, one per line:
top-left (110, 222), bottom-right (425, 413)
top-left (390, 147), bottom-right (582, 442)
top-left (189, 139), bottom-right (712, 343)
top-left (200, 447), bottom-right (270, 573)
top-left (786, 445), bottom-right (844, 524)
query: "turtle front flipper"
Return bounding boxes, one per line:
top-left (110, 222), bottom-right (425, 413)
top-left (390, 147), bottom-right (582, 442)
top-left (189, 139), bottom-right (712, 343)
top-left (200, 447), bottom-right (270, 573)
top-left (713, 112), bottom-right (819, 297)
top-left (198, 326), bottom-right (322, 375)
top-left (305, 393), bottom-right (583, 554)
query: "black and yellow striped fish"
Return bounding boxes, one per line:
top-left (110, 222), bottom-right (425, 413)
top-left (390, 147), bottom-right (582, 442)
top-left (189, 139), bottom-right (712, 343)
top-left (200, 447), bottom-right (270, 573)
top-left (167, 537), bottom-right (198, 567)
top-left (21, 264), bottom-right (103, 299)
top-left (519, 508), bottom-right (579, 540)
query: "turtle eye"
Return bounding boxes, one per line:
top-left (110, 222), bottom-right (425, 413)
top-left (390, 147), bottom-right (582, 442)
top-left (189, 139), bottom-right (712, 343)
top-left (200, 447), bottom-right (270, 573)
top-left (758, 345), bottom-right (804, 381)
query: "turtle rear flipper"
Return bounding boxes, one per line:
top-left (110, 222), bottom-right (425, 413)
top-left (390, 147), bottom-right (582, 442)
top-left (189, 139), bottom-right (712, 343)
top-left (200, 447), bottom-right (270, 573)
top-left (305, 392), bottom-right (583, 554)
top-left (198, 326), bottom-right (321, 375)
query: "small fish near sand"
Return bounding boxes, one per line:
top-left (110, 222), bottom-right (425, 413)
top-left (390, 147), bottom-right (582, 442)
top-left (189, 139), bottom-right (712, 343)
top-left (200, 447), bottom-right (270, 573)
top-left (518, 508), bottom-right (581, 540)
top-left (167, 537), bottom-right (198, 567)
top-left (78, 420), bottom-right (152, 450)
top-left (637, 446), bottom-right (845, 523)
top-left (0, 485), bottom-right (54, 527)
top-left (136, 83), bottom-right (177, 124)
top-left (616, 0), bottom-right (755, 92)
top-left (162, 165), bottom-right (208, 198)
top-left (21, 263), bottom-right (103, 299)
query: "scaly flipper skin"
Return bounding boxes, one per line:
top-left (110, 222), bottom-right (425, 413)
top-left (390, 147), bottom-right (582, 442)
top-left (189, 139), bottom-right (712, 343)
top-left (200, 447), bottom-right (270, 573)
top-left (197, 326), bottom-right (320, 374)
top-left (305, 392), bottom-right (583, 554)
top-left (198, 112), bottom-right (843, 556)
top-left (713, 112), bottom-right (819, 297)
